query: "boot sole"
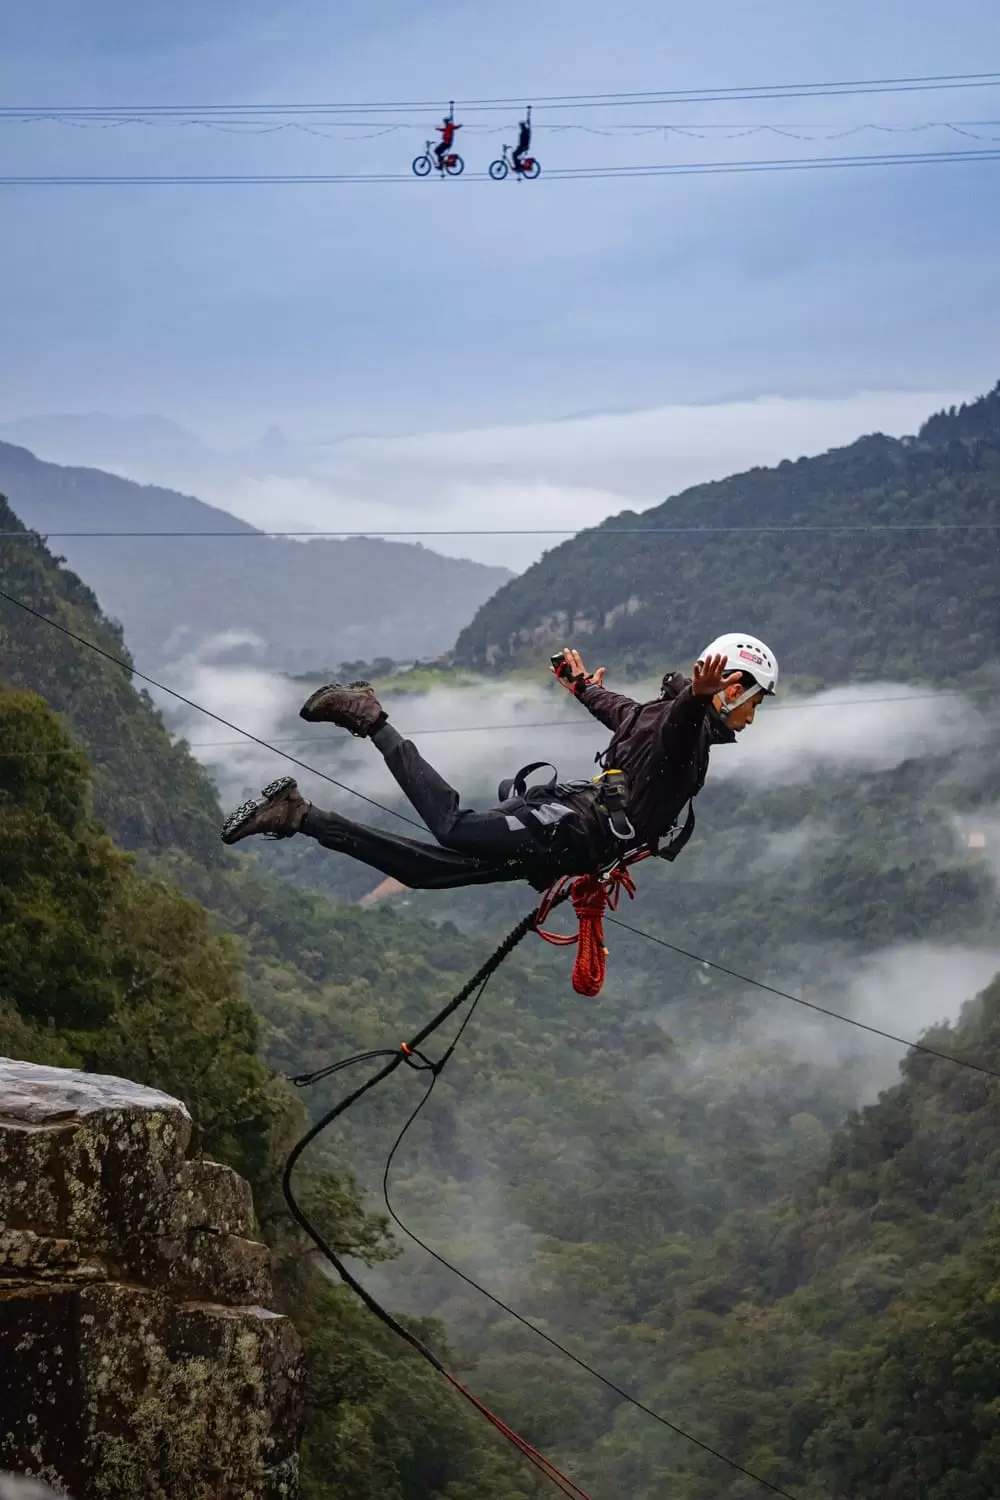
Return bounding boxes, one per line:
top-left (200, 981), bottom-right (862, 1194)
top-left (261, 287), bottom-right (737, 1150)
top-left (299, 684), bottom-right (340, 722)
top-left (299, 682), bottom-right (378, 732)
top-left (221, 776), bottom-right (298, 844)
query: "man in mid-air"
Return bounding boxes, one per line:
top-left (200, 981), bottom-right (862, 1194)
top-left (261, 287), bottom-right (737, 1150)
top-left (221, 634), bottom-right (778, 890)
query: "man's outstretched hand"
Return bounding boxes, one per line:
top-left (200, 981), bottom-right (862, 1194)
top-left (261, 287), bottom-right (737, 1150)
top-left (691, 652), bottom-right (741, 697)
top-left (552, 647), bottom-right (606, 694)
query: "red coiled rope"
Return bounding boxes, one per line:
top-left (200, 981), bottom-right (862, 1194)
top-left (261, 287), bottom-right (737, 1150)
top-left (535, 855), bottom-right (646, 995)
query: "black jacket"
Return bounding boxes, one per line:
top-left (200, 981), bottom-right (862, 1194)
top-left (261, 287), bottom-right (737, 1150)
top-left (578, 672), bottom-right (735, 850)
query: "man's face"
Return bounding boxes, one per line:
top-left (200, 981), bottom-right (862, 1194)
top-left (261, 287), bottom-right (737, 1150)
top-left (719, 679), bottom-right (765, 731)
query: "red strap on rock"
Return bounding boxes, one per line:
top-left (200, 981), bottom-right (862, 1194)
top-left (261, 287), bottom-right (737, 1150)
top-left (535, 864), bottom-right (639, 996)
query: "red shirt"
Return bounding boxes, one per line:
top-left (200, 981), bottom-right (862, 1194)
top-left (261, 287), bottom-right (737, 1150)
top-left (437, 121), bottom-right (456, 147)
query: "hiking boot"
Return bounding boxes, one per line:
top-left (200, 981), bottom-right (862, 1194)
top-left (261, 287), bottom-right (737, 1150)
top-left (221, 776), bottom-right (310, 845)
top-left (298, 679), bottom-right (388, 737)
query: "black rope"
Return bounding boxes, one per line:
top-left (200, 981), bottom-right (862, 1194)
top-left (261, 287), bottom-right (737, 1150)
top-left (289, 1048), bottom-right (403, 1087)
top-left (280, 905), bottom-right (574, 1475)
top-left (606, 915), bottom-right (1000, 1083)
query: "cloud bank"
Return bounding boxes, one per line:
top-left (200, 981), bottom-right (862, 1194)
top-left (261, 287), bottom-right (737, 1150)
top-left (206, 388), bottom-right (968, 571)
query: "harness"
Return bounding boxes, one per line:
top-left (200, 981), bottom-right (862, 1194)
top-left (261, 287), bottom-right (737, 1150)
top-left (497, 760), bottom-right (636, 854)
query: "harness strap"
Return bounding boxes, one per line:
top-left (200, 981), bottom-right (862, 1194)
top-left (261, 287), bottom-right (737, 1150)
top-left (656, 800), bottom-right (696, 863)
top-left (497, 760), bottom-right (558, 804)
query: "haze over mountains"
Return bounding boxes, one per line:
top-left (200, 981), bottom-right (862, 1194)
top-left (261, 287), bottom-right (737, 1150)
top-left (0, 438), bottom-right (511, 674)
top-left (0, 387), bottom-right (967, 575)
top-left (0, 412), bottom-right (298, 495)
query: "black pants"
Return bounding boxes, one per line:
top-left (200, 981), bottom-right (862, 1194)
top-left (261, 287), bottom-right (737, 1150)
top-left (299, 724), bottom-right (590, 890)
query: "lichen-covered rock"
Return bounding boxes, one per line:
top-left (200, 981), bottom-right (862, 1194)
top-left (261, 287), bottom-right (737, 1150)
top-left (0, 1229), bottom-right (99, 1279)
top-left (0, 1058), bottom-right (302, 1500)
top-left (174, 1159), bottom-right (256, 1238)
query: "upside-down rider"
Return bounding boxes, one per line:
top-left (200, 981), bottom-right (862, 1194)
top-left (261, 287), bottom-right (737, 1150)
top-left (220, 634), bottom-right (778, 890)
top-left (512, 113), bottom-right (532, 172)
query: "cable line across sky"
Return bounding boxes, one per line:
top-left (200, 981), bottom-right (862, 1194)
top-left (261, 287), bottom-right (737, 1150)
top-left (5, 67), bottom-right (1000, 115)
top-left (4, 145), bottom-right (1000, 185)
top-left (4, 521), bottom-right (999, 536)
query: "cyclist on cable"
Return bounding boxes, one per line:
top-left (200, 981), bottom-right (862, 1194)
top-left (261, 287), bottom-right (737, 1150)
top-left (512, 114), bottom-right (532, 172)
top-left (221, 634), bottom-right (778, 891)
top-left (435, 111), bottom-right (461, 169)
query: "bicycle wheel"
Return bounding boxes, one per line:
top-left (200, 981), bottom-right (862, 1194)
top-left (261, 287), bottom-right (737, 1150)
top-left (446, 154), bottom-right (465, 176)
top-left (523, 159), bottom-right (541, 179)
top-left (488, 159), bottom-right (509, 180)
top-left (412, 154), bottom-right (433, 177)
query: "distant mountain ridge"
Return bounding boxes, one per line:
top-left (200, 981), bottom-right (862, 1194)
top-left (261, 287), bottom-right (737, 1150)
top-left (0, 440), bottom-right (512, 673)
top-left (0, 412), bottom-right (300, 489)
top-left (454, 382), bottom-right (1000, 686)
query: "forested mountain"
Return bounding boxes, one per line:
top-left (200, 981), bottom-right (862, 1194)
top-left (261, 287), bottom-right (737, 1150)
top-left (0, 496), bottom-right (223, 862)
top-left (455, 382), bottom-right (1000, 685)
top-left (3, 446), bottom-right (1000, 1500)
top-left (0, 440), bottom-right (511, 673)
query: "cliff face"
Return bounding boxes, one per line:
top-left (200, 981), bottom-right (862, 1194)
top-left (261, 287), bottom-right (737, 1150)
top-left (0, 1059), bottom-right (303, 1500)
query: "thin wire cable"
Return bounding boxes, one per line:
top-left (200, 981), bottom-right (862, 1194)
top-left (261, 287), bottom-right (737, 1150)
top-left (3, 521), bottom-right (998, 535)
top-left (4, 69), bottom-right (1000, 115)
top-left (4, 144), bottom-right (1000, 183)
top-left (0, 690), bottom-right (971, 762)
top-left (605, 916), bottom-right (1000, 1082)
top-left (173, 691), bottom-right (974, 747)
top-left (0, 583), bottom-right (423, 830)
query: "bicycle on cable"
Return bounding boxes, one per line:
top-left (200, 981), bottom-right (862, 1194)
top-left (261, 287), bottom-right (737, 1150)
top-left (490, 108), bottom-right (539, 179)
top-left (489, 143), bottom-right (541, 180)
top-left (412, 103), bottom-right (464, 177)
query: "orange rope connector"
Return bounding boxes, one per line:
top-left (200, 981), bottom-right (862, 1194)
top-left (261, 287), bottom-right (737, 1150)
top-left (534, 861), bottom-right (641, 996)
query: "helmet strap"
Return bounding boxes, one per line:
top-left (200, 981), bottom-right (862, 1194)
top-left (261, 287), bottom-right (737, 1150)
top-left (717, 683), bottom-right (763, 716)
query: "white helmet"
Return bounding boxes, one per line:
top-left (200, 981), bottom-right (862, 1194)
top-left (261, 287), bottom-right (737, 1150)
top-left (698, 633), bottom-right (778, 713)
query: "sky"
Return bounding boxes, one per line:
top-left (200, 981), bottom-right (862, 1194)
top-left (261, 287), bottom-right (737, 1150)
top-left (1, 0), bottom-right (999, 565)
